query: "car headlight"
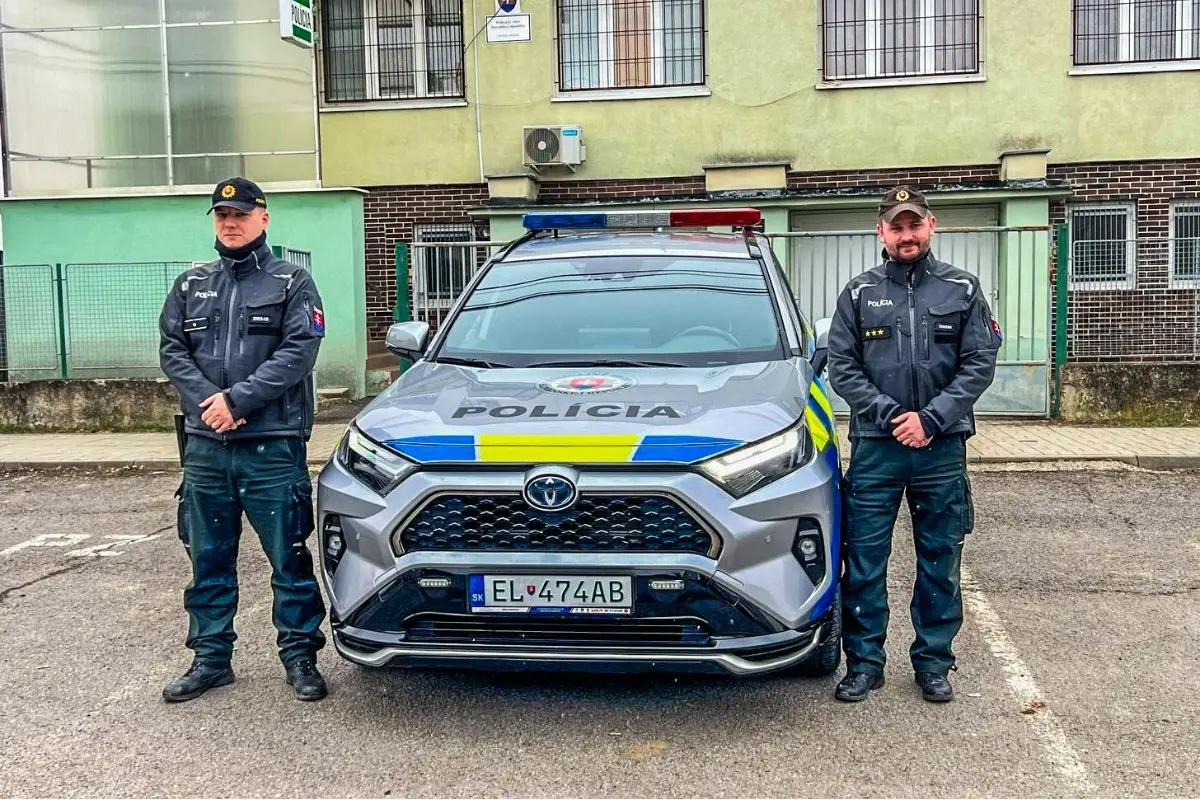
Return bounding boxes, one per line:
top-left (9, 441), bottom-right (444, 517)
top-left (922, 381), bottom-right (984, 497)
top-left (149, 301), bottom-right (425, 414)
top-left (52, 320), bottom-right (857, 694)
top-left (699, 424), bottom-right (813, 497)
top-left (336, 425), bottom-right (417, 495)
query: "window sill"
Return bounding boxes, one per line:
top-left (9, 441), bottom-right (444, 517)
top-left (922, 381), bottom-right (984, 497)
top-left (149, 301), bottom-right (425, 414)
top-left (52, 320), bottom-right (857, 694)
top-left (1069, 60), bottom-right (1200, 76)
top-left (1169, 279), bottom-right (1200, 290)
top-left (551, 85), bottom-right (712, 103)
top-left (816, 73), bottom-right (985, 91)
top-left (320, 98), bottom-right (468, 113)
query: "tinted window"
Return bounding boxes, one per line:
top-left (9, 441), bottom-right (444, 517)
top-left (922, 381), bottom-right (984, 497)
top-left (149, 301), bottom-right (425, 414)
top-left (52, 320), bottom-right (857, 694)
top-left (437, 255), bottom-right (786, 367)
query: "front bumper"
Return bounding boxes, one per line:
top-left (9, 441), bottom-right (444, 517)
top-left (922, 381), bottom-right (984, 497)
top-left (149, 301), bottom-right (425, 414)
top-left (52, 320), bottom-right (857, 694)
top-left (316, 449), bottom-right (841, 674)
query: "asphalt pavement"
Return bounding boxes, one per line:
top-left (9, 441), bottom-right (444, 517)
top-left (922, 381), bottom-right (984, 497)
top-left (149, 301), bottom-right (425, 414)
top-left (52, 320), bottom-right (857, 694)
top-left (0, 464), bottom-right (1197, 798)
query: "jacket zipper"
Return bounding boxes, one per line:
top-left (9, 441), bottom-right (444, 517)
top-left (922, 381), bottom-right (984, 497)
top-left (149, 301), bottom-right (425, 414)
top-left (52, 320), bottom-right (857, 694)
top-left (223, 280), bottom-right (239, 386)
top-left (238, 307), bottom-right (246, 357)
top-left (212, 310), bottom-right (222, 358)
top-left (895, 315), bottom-right (903, 361)
top-left (908, 281), bottom-right (920, 408)
top-left (921, 314), bottom-right (929, 362)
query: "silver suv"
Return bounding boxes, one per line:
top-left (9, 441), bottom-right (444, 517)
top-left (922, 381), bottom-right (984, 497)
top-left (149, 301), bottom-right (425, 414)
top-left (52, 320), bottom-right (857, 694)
top-left (316, 209), bottom-right (843, 677)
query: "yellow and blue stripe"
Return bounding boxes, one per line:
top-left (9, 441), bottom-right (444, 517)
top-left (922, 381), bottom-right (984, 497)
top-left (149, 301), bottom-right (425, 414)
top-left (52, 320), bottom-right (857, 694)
top-left (382, 433), bottom-right (745, 465)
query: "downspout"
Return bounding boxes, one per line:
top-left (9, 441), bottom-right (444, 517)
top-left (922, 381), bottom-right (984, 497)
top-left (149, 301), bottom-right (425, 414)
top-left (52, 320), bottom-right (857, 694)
top-left (472, 0), bottom-right (485, 183)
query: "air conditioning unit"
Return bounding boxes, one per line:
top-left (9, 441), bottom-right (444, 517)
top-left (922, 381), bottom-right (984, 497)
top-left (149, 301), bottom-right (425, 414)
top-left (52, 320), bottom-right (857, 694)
top-left (522, 125), bottom-right (586, 171)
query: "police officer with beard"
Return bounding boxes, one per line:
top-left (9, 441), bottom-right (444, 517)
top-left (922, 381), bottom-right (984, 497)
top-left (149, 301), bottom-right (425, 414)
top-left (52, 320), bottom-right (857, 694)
top-left (159, 177), bottom-right (328, 702)
top-left (827, 186), bottom-right (1002, 704)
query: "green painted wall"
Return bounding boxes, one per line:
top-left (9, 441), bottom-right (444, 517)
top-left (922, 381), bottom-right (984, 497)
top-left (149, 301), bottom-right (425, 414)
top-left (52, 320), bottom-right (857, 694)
top-left (0, 190), bottom-right (367, 396)
top-left (321, 0), bottom-right (1200, 187)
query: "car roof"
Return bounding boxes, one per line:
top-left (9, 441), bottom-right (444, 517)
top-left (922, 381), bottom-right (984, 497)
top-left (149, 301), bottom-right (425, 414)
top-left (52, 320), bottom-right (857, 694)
top-left (499, 231), bottom-right (758, 263)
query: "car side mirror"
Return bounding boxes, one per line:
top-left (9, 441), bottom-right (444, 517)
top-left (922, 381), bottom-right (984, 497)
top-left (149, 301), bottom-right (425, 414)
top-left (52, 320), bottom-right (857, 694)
top-left (811, 317), bottom-right (832, 376)
top-left (386, 321), bottom-right (430, 361)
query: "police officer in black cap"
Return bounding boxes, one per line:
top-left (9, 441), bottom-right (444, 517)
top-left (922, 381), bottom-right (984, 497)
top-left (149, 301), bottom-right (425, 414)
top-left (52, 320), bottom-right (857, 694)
top-left (158, 177), bottom-right (329, 702)
top-left (827, 186), bottom-right (1002, 703)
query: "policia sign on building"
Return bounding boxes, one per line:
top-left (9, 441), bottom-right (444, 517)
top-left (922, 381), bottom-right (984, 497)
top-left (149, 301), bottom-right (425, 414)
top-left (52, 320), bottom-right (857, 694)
top-left (279, 0), bottom-right (313, 47)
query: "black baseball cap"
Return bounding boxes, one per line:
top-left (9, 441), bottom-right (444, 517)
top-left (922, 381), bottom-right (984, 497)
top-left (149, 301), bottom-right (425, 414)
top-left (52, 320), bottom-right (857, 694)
top-left (878, 185), bottom-right (931, 223)
top-left (208, 176), bottom-right (267, 213)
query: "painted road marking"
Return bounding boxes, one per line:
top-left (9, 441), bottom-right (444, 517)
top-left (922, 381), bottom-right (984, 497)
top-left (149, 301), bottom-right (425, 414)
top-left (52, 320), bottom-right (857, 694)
top-left (962, 567), bottom-right (1096, 795)
top-left (1, 533), bottom-right (159, 559)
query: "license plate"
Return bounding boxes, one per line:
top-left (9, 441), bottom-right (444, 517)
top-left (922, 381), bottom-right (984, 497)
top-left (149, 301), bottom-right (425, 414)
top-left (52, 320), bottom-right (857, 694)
top-left (469, 575), bottom-right (633, 615)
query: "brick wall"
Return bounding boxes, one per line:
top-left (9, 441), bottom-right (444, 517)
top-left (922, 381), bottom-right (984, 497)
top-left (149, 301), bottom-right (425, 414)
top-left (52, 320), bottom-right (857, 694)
top-left (364, 183), bottom-right (489, 340)
top-left (1048, 159), bottom-right (1200, 363)
top-left (362, 159), bottom-right (1200, 363)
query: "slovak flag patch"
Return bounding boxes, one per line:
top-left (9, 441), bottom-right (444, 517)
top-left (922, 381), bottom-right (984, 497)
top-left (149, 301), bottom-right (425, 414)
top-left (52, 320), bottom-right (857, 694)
top-left (990, 314), bottom-right (1003, 341)
top-left (312, 306), bottom-right (325, 333)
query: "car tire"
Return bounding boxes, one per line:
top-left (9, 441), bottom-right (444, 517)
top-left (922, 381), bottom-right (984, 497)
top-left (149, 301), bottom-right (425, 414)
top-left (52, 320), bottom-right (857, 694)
top-left (792, 585), bottom-right (842, 678)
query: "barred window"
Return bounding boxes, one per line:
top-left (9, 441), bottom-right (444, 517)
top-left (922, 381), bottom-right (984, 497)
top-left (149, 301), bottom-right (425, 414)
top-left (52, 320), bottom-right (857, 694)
top-left (821, 0), bottom-right (980, 81)
top-left (1171, 203), bottom-right (1200, 284)
top-left (1069, 204), bottom-right (1137, 289)
top-left (322, 0), bottom-right (465, 103)
top-left (1074, 0), bottom-right (1200, 66)
top-left (414, 225), bottom-right (476, 302)
top-left (557, 0), bottom-right (706, 91)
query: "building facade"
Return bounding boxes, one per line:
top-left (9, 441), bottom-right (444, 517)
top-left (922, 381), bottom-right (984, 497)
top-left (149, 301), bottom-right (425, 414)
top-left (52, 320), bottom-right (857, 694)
top-left (314, 0), bottom-right (1200, 413)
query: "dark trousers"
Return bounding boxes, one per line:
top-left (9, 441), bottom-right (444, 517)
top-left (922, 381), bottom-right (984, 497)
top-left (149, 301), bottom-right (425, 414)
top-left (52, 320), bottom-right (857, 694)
top-left (841, 434), bottom-right (974, 676)
top-left (176, 435), bottom-right (327, 668)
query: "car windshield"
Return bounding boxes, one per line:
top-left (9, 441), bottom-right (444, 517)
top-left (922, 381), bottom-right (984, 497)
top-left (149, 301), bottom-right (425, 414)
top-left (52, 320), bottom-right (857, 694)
top-left (435, 255), bottom-right (786, 368)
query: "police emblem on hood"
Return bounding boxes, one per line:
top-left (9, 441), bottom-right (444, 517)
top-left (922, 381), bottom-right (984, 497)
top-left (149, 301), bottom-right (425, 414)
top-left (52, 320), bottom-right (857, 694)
top-left (539, 375), bottom-right (634, 394)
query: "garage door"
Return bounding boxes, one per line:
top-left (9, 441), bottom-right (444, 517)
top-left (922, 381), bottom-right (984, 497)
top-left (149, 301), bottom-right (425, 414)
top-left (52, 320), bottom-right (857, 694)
top-left (786, 205), bottom-right (1000, 325)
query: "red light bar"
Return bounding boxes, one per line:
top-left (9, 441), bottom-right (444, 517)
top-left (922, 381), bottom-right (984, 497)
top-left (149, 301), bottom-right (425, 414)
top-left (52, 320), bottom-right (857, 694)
top-left (669, 209), bottom-right (762, 228)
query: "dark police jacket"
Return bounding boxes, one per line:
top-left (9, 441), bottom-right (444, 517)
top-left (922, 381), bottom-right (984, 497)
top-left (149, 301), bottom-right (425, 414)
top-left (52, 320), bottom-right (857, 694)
top-left (827, 252), bottom-right (1001, 440)
top-left (159, 242), bottom-right (324, 441)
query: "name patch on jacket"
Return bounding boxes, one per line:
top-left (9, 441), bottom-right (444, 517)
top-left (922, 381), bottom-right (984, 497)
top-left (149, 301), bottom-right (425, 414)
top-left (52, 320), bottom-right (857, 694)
top-left (862, 326), bottom-right (892, 340)
top-left (183, 317), bottom-right (209, 332)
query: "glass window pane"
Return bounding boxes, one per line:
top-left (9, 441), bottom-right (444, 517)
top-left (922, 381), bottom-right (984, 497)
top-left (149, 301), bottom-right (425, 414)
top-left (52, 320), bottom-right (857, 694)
top-left (1076, 0), bottom-right (1120, 64)
top-left (1071, 207), bottom-right (1131, 280)
top-left (425, 0), bottom-right (464, 96)
top-left (1133, 0), bottom-right (1176, 61)
top-left (1175, 207), bottom-right (1200, 280)
top-left (323, 0), bottom-right (368, 101)
top-left (663, 0), bottom-right (703, 85)
top-left (167, 23), bottom-right (316, 159)
top-left (880, 0), bottom-right (922, 76)
top-left (165, 0), bottom-right (278, 23)
top-left (560, 0), bottom-right (602, 89)
top-left (934, 0), bottom-right (977, 72)
top-left (3, 0), bottom-right (161, 28)
top-left (823, 0), bottom-right (868, 79)
top-left (3, 27), bottom-right (168, 192)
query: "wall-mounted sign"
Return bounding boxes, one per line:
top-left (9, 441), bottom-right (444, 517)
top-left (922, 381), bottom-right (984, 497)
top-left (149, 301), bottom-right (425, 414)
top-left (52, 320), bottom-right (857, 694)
top-left (280, 0), bottom-right (314, 48)
top-left (486, 12), bottom-right (531, 42)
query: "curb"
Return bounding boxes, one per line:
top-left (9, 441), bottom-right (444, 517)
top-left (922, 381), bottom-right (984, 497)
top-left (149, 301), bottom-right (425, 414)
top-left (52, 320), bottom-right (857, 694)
top-left (5, 455), bottom-right (1200, 472)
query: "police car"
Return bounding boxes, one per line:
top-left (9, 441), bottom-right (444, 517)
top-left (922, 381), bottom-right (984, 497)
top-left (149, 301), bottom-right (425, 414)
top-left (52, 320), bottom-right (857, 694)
top-left (315, 208), bottom-right (843, 677)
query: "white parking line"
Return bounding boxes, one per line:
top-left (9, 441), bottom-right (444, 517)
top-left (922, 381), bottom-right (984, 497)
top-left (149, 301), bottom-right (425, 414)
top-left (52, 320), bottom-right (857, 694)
top-left (961, 567), bottom-right (1097, 796)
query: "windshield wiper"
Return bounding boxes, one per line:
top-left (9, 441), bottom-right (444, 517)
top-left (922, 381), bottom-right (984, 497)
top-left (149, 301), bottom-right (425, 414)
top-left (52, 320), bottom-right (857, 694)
top-left (524, 358), bottom-right (689, 368)
top-left (432, 356), bottom-right (513, 369)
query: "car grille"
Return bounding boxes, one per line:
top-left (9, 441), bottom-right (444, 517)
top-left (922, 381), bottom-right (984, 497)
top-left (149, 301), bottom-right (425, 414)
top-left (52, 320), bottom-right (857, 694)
top-left (397, 494), bottom-right (715, 556)
top-left (404, 614), bottom-right (713, 647)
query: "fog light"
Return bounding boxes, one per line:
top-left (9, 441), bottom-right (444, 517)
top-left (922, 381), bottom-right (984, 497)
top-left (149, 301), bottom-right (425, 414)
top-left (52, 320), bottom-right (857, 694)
top-left (417, 577), bottom-right (452, 589)
top-left (797, 537), bottom-right (818, 560)
top-left (792, 522), bottom-right (826, 585)
top-left (321, 515), bottom-right (346, 576)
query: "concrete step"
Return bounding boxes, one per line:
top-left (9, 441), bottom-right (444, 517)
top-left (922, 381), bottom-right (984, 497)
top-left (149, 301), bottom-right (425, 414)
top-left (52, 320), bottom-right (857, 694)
top-left (367, 338), bottom-right (391, 356)
top-left (366, 351), bottom-right (399, 372)
top-left (317, 387), bottom-right (351, 400)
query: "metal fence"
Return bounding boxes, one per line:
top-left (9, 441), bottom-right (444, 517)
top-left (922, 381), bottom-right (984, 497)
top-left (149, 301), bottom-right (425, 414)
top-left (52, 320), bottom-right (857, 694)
top-left (772, 226), bottom-right (1052, 367)
top-left (406, 240), bottom-right (507, 330)
top-left (0, 261), bottom-right (193, 381)
top-left (1064, 236), bottom-right (1200, 362)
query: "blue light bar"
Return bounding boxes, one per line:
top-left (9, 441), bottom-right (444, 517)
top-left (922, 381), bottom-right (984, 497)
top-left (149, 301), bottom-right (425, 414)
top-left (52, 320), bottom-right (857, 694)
top-left (522, 213), bottom-right (607, 231)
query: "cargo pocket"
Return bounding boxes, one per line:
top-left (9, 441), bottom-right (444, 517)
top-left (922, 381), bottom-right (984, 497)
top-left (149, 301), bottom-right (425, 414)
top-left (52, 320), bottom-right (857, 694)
top-left (174, 480), bottom-right (191, 554)
top-left (961, 475), bottom-right (975, 537)
top-left (292, 476), bottom-right (316, 544)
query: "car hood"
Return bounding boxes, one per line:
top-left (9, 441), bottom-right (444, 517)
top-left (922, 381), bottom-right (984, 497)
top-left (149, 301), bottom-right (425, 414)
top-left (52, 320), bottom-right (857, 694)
top-left (354, 360), bottom-right (822, 465)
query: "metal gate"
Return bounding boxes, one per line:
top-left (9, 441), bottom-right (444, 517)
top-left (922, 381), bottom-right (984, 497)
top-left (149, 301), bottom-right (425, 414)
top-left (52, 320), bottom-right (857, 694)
top-left (408, 239), bottom-right (506, 329)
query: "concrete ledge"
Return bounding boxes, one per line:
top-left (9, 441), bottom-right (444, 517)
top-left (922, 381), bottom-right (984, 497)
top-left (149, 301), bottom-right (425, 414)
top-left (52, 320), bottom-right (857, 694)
top-left (1, 379), bottom-right (180, 432)
top-left (1061, 363), bottom-right (1200, 425)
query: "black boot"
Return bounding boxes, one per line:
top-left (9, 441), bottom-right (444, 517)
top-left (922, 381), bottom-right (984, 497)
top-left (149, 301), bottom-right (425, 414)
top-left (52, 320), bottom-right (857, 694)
top-left (835, 671), bottom-right (885, 702)
top-left (285, 657), bottom-right (328, 701)
top-left (162, 661), bottom-right (234, 703)
top-left (915, 671), bottom-right (954, 702)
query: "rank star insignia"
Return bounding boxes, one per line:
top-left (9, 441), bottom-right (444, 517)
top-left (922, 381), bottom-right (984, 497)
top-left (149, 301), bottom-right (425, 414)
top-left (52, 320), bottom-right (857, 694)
top-left (896, 189), bottom-right (910, 201)
top-left (220, 184), bottom-right (236, 198)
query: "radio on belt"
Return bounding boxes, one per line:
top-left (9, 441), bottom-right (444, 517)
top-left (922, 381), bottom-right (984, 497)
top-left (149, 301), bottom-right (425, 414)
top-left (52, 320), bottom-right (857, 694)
top-left (521, 208), bottom-right (763, 231)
